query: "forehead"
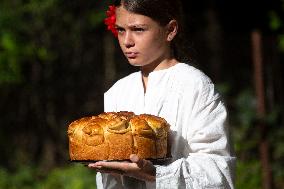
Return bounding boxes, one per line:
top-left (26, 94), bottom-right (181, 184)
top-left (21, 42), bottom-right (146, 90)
top-left (115, 6), bottom-right (157, 26)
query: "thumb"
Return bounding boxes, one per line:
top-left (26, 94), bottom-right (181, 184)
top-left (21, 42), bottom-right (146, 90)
top-left (130, 154), bottom-right (156, 178)
top-left (130, 154), bottom-right (145, 168)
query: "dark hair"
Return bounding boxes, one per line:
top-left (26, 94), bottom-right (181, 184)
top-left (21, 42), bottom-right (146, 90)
top-left (114, 0), bottom-right (192, 62)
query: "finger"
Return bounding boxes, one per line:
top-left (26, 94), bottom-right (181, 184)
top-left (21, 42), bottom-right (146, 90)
top-left (130, 154), bottom-right (146, 169)
top-left (130, 154), bottom-right (156, 176)
top-left (109, 172), bottom-right (122, 178)
top-left (95, 161), bottom-right (131, 171)
top-left (88, 163), bottom-right (102, 169)
top-left (96, 167), bottom-right (126, 175)
top-left (88, 165), bottom-right (102, 169)
top-left (130, 154), bottom-right (139, 162)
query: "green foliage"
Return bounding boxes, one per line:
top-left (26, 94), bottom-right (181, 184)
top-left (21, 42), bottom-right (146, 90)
top-left (236, 160), bottom-right (262, 189)
top-left (0, 166), bottom-right (38, 189)
top-left (0, 168), bottom-right (9, 188)
top-left (231, 89), bottom-right (258, 155)
top-left (0, 0), bottom-right (53, 84)
top-left (229, 86), bottom-right (284, 188)
top-left (268, 4), bottom-right (284, 52)
top-left (0, 32), bottom-right (22, 84)
top-left (0, 0), bottom-right (106, 85)
top-left (278, 34), bottom-right (284, 52)
top-left (222, 87), bottom-right (260, 189)
top-left (0, 165), bottom-right (97, 189)
top-left (268, 11), bottom-right (282, 31)
top-left (40, 164), bottom-right (97, 189)
top-left (215, 82), bottom-right (232, 96)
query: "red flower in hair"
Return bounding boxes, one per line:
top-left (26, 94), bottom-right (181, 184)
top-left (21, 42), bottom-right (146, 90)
top-left (104, 5), bottom-right (118, 37)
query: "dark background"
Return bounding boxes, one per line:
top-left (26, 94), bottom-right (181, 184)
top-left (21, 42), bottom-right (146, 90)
top-left (0, 0), bottom-right (283, 188)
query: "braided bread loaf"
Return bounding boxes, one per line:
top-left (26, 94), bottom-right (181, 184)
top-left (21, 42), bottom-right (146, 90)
top-left (67, 111), bottom-right (170, 160)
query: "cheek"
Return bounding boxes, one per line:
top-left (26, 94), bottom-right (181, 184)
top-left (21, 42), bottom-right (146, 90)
top-left (117, 36), bottom-right (124, 49)
top-left (138, 35), bottom-right (166, 54)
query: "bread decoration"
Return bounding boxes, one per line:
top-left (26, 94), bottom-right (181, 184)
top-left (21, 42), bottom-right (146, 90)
top-left (68, 111), bottom-right (170, 161)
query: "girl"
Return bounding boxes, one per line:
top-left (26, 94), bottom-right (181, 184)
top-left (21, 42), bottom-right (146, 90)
top-left (89, 0), bottom-right (235, 188)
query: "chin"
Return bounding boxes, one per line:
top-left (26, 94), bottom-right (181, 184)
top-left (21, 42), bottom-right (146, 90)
top-left (128, 59), bottom-right (143, 67)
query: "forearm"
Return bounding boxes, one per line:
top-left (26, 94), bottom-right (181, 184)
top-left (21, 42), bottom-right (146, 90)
top-left (155, 154), bottom-right (235, 189)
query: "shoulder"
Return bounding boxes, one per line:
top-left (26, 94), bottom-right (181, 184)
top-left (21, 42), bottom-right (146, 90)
top-left (173, 63), bottom-right (220, 102)
top-left (105, 71), bottom-right (140, 96)
top-left (174, 63), bottom-right (213, 89)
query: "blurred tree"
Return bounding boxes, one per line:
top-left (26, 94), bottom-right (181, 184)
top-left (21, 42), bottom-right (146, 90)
top-left (0, 0), bottom-right (108, 171)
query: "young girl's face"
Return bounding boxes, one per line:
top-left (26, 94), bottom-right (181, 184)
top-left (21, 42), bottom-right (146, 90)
top-left (115, 6), bottom-right (171, 69)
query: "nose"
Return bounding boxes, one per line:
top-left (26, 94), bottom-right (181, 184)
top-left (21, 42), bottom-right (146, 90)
top-left (123, 32), bottom-right (135, 48)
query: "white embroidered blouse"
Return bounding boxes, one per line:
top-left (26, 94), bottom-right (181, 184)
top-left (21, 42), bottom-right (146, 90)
top-left (96, 63), bottom-right (235, 189)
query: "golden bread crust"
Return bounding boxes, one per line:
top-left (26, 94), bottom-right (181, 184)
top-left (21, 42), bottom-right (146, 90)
top-left (68, 112), bottom-right (170, 160)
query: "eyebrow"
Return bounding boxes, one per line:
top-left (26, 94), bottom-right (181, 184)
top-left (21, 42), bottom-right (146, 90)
top-left (115, 23), bottom-right (148, 28)
top-left (129, 24), bottom-right (147, 27)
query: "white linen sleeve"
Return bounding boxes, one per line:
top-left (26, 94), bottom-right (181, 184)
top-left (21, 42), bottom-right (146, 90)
top-left (155, 81), bottom-right (236, 189)
top-left (104, 84), bottom-right (117, 112)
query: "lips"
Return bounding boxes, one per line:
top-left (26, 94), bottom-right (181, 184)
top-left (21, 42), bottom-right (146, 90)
top-left (125, 52), bottom-right (138, 59)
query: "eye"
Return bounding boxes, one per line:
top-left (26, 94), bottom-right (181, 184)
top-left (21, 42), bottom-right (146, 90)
top-left (115, 27), bottom-right (125, 34)
top-left (133, 27), bottom-right (145, 32)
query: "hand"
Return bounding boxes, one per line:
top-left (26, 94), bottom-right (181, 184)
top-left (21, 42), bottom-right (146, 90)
top-left (88, 154), bottom-right (156, 182)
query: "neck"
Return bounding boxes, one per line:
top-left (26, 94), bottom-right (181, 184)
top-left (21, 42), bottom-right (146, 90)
top-left (141, 57), bottom-right (178, 92)
top-left (141, 57), bottom-right (178, 77)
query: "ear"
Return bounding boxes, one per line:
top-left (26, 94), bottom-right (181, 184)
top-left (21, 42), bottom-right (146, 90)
top-left (166, 20), bottom-right (178, 42)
